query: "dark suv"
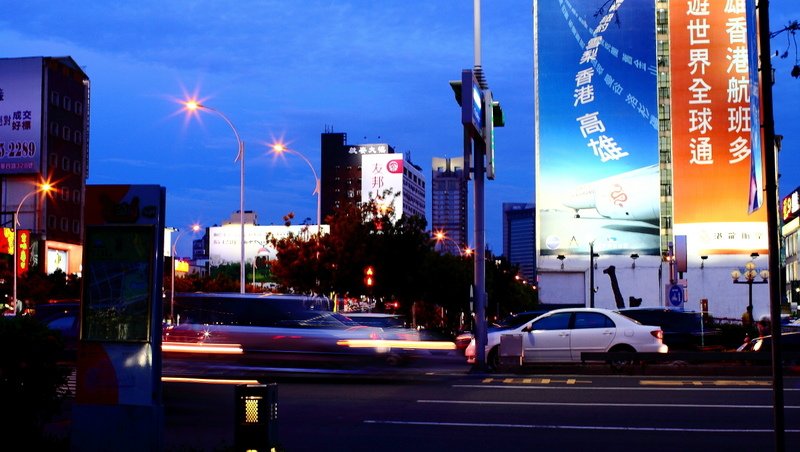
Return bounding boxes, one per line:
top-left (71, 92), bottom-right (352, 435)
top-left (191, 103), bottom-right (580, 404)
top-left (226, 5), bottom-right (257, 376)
top-left (616, 307), bottom-right (722, 351)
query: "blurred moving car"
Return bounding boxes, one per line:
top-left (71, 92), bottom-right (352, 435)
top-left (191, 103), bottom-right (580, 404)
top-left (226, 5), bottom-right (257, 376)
top-left (465, 307), bottom-right (668, 370)
top-left (736, 331), bottom-right (800, 362)
top-left (616, 307), bottom-right (722, 351)
top-left (163, 293), bottom-right (420, 368)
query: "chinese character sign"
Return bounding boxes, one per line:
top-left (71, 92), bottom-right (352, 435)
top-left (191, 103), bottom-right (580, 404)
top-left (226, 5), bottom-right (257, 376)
top-left (535, 0), bottom-right (659, 257)
top-left (16, 229), bottom-right (30, 276)
top-left (361, 153), bottom-right (404, 219)
top-left (0, 58), bottom-right (42, 175)
top-left (670, 0), bottom-right (767, 256)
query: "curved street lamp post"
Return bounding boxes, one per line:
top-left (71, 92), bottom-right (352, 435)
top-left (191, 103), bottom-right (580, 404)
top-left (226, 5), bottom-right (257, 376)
top-left (170, 224), bottom-right (200, 322)
top-left (270, 143), bottom-right (321, 228)
top-left (12, 182), bottom-right (53, 311)
top-left (184, 101), bottom-right (246, 294)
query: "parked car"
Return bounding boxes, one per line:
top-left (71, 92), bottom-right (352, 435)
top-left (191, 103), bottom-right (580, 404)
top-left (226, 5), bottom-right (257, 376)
top-left (464, 307), bottom-right (668, 370)
top-left (616, 307), bottom-right (722, 351)
top-left (455, 311), bottom-right (548, 353)
top-left (32, 301), bottom-right (80, 363)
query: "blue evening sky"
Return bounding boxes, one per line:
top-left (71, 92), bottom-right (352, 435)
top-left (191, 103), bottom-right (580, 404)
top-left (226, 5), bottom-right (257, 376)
top-left (1, 1), bottom-right (797, 257)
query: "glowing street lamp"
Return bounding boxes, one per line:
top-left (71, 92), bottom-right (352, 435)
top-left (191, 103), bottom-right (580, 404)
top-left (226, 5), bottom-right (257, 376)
top-left (270, 143), bottom-right (321, 228)
top-left (13, 182), bottom-right (54, 311)
top-left (183, 100), bottom-right (246, 294)
top-left (170, 224), bottom-right (200, 322)
top-left (433, 230), bottom-right (467, 256)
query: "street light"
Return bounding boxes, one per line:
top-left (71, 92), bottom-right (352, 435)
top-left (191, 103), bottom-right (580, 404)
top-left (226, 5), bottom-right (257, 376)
top-left (13, 182), bottom-right (54, 312)
top-left (170, 224), bottom-right (200, 322)
top-left (433, 230), bottom-right (466, 256)
top-left (184, 100), bottom-right (246, 294)
top-left (269, 143), bottom-right (321, 228)
top-left (731, 258), bottom-right (769, 312)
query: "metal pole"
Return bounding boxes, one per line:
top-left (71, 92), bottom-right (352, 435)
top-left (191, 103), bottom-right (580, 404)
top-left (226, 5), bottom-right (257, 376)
top-left (756, 1), bottom-right (785, 449)
top-left (470, 0), bottom-right (488, 370)
top-left (589, 242), bottom-right (595, 308)
top-left (12, 211), bottom-right (16, 313)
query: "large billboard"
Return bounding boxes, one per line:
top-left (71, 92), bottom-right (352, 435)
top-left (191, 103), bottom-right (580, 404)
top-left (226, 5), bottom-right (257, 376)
top-left (361, 153), bottom-right (405, 218)
top-left (535, 0), bottom-right (659, 257)
top-left (0, 57), bottom-right (42, 174)
top-left (669, 0), bottom-right (767, 257)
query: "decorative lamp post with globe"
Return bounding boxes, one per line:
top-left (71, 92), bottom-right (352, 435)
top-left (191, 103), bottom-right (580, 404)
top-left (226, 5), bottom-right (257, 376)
top-left (731, 255), bottom-right (769, 313)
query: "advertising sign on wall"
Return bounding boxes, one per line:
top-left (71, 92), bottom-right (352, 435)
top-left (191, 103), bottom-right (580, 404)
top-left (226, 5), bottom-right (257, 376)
top-left (669, 1), bottom-right (767, 257)
top-left (361, 153), bottom-right (405, 218)
top-left (0, 57), bottom-right (42, 174)
top-left (535, 0), bottom-right (659, 257)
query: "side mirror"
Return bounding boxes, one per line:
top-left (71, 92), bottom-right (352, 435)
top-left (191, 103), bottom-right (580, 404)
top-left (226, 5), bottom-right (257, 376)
top-left (521, 324), bottom-right (533, 333)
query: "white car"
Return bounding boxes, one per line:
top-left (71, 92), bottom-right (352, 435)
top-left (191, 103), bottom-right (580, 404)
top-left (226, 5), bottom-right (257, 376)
top-left (465, 307), bottom-right (668, 370)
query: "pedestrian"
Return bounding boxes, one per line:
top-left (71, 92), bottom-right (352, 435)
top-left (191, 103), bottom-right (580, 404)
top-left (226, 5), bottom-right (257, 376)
top-left (757, 317), bottom-right (770, 338)
top-left (742, 306), bottom-right (755, 341)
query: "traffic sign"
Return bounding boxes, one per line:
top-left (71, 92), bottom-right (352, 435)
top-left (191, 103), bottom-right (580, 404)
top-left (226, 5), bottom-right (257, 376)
top-left (668, 284), bottom-right (685, 307)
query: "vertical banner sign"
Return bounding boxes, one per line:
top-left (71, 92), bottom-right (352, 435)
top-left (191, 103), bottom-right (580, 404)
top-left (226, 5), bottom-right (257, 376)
top-left (535, 0), bottom-right (659, 258)
top-left (16, 229), bottom-right (30, 276)
top-left (361, 153), bottom-right (405, 219)
top-left (670, 1), bottom-right (767, 258)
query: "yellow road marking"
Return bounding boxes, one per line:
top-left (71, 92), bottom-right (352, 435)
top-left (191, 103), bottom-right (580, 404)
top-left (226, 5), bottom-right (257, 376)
top-left (481, 377), bottom-right (591, 385)
top-left (641, 379), bottom-right (770, 387)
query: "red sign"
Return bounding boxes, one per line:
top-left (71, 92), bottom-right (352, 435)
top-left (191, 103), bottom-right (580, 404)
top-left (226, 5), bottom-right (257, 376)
top-left (16, 229), bottom-right (30, 276)
top-left (0, 227), bottom-right (13, 254)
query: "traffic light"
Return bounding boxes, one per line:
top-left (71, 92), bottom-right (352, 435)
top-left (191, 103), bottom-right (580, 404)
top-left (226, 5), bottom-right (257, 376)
top-left (364, 266), bottom-right (375, 287)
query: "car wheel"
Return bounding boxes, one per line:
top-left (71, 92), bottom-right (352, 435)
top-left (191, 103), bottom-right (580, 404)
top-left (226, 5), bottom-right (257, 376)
top-left (607, 345), bottom-right (636, 372)
top-left (487, 346), bottom-right (501, 371)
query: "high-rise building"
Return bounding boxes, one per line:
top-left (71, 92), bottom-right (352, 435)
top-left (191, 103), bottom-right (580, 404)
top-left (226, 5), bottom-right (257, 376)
top-left (431, 157), bottom-right (467, 254)
top-left (503, 203), bottom-right (535, 281)
top-left (0, 56), bottom-right (89, 276)
top-left (320, 130), bottom-right (425, 222)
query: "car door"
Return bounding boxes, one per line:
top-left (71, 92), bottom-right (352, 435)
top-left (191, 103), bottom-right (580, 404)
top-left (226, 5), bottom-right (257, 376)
top-left (522, 312), bottom-right (573, 362)
top-left (570, 312), bottom-right (616, 361)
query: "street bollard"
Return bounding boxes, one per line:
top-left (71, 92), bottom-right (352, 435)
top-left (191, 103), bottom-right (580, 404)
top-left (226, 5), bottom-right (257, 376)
top-left (234, 383), bottom-right (279, 452)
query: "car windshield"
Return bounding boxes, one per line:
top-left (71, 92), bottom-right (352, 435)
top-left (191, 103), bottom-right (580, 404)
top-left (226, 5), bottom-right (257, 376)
top-left (494, 311), bottom-right (545, 329)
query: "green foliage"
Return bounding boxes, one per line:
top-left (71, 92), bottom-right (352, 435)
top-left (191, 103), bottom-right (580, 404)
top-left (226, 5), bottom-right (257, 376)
top-left (0, 315), bottom-right (70, 438)
top-left (267, 197), bottom-right (537, 332)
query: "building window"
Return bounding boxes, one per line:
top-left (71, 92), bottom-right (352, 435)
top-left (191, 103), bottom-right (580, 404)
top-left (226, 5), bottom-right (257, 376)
top-left (62, 157), bottom-right (70, 171)
top-left (60, 217), bottom-right (69, 231)
top-left (49, 153), bottom-right (58, 168)
top-left (72, 189), bottom-right (81, 203)
top-left (73, 160), bottom-right (81, 174)
top-left (50, 121), bottom-right (59, 135)
top-left (73, 219), bottom-right (81, 234)
top-left (62, 126), bottom-right (70, 141)
top-left (61, 187), bottom-right (69, 201)
top-left (73, 130), bottom-right (82, 145)
top-left (74, 101), bottom-right (83, 115)
top-left (50, 91), bottom-right (60, 105)
top-left (63, 96), bottom-right (71, 111)
top-left (48, 215), bottom-right (57, 229)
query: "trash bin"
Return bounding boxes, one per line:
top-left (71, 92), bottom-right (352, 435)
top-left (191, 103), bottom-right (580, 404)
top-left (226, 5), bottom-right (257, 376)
top-left (234, 383), bottom-right (279, 452)
top-left (499, 334), bottom-right (523, 369)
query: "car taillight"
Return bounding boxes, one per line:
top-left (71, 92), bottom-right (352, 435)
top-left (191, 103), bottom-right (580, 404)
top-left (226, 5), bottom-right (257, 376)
top-left (651, 330), bottom-right (664, 341)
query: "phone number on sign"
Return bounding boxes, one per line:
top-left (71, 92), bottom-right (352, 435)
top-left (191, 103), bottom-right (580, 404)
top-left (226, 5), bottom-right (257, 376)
top-left (0, 141), bottom-right (37, 158)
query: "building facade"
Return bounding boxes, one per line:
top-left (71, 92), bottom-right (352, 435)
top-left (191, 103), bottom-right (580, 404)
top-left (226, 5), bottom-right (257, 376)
top-left (0, 56), bottom-right (89, 276)
top-left (503, 203), bottom-right (535, 282)
top-left (320, 130), bottom-right (425, 222)
top-left (431, 157), bottom-right (468, 254)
